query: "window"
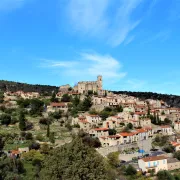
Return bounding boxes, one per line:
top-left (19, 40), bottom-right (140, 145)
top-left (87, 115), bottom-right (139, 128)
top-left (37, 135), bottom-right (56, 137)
top-left (153, 161), bottom-right (157, 166)
top-left (163, 160), bottom-right (166, 164)
top-left (148, 162), bottom-right (151, 167)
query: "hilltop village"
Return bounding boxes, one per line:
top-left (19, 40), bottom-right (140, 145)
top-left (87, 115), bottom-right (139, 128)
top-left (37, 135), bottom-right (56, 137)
top-left (1, 76), bottom-right (180, 179)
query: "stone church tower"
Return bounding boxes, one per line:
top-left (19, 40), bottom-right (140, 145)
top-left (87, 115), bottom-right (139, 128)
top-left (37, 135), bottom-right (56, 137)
top-left (97, 75), bottom-right (102, 90)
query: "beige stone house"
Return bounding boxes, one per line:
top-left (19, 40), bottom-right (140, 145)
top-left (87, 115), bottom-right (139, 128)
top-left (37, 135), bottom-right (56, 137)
top-left (167, 113), bottom-right (180, 122)
top-left (139, 118), bottom-right (151, 128)
top-left (119, 132), bottom-right (138, 144)
top-left (100, 135), bottom-right (122, 147)
top-left (89, 128), bottom-right (109, 138)
top-left (78, 120), bottom-right (92, 132)
top-left (86, 115), bottom-right (102, 125)
top-left (174, 122), bottom-right (180, 132)
top-left (129, 120), bottom-right (139, 128)
top-left (47, 102), bottom-right (68, 113)
top-left (103, 120), bottom-right (117, 129)
top-left (138, 156), bottom-right (168, 174)
top-left (161, 125), bottom-right (173, 135)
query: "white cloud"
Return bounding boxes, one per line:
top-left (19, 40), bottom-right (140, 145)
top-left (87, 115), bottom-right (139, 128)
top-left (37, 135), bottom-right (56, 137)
top-left (40, 59), bottom-right (77, 68)
top-left (39, 52), bottom-right (127, 83)
top-left (64, 0), bottom-right (146, 46)
top-left (0, 0), bottom-right (26, 12)
top-left (107, 0), bottom-right (143, 46)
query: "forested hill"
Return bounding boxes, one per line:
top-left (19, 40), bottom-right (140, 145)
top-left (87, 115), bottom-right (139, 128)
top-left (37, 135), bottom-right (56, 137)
top-left (0, 80), bottom-right (58, 95)
top-left (113, 91), bottom-right (180, 108)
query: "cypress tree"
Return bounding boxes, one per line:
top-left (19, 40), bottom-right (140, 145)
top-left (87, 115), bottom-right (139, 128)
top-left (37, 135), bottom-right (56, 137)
top-left (19, 111), bottom-right (26, 131)
top-left (47, 124), bottom-right (50, 137)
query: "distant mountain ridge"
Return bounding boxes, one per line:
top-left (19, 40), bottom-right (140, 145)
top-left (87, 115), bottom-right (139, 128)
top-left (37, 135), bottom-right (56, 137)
top-left (0, 80), bottom-right (58, 95)
top-left (113, 91), bottom-right (180, 108)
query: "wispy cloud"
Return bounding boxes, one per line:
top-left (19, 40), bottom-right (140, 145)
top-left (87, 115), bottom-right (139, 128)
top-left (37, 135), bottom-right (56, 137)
top-left (143, 30), bottom-right (171, 44)
top-left (0, 0), bottom-right (26, 12)
top-left (40, 59), bottom-right (77, 68)
top-left (107, 0), bottom-right (143, 46)
top-left (124, 35), bottom-right (135, 45)
top-left (63, 0), bottom-right (148, 46)
top-left (39, 51), bottom-right (127, 84)
top-left (67, 0), bottom-right (109, 35)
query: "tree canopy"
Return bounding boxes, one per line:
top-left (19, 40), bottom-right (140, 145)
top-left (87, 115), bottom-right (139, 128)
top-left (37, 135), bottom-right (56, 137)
top-left (40, 137), bottom-right (114, 180)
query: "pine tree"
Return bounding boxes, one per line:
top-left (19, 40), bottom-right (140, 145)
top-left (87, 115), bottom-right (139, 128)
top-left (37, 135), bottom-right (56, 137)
top-left (19, 111), bottom-right (26, 131)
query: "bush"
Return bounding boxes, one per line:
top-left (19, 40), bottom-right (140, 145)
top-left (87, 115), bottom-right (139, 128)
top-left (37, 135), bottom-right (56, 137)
top-left (11, 117), bottom-right (18, 124)
top-left (107, 152), bottom-right (120, 168)
top-left (22, 149), bottom-right (44, 164)
top-left (0, 114), bottom-right (11, 126)
top-left (40, 143), bottom-right (50, 154)
top-left (125, 165), bottom-right (137, 176)
top-left (174, 151), bottom-right (180, 161)
top-left (29, 142), bottom-right (40, 150)
top-left (39, 118), bottom-right (51, 126)
top-left (157, 170), bottom-right (174, 180)
top-left (163, 144), bottom-right (174, 153)
top-left (153, 135), bottom-right (169, 147)
top-left (65, 123), bottom-right (72, 131)
top-left (108, 129), bottom-right (117, 135)
top-left (36, 134), bottom-right (44, 142)
top-left (4, 108), bottom-right (16, 114)
top-left (82, 136), bottom-right (101, 148)
top-left (25, 132), bottom-right (33, 140)
top-left (73, 124), bottom-right (80, 128)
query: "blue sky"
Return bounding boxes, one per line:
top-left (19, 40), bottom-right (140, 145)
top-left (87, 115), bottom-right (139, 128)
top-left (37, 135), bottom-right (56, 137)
top-left (0, 0), bottom-right (180, 95)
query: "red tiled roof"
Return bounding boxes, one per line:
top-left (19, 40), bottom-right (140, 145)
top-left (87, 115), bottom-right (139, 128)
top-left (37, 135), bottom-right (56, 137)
top-left (119, 132), bottom-right (135, 137)
top-left (94, 128), bottom-right (109, 131)
top-left (78, 116), bottom-right (86, 119)
top-left (145, 127), bottom-right (152, 130)
top-left (136, 129), bottom-right (147, 133)
top-left (161, 125), bottom-right (171, 129)
top-left (11, 150), bottom-right (20, 155)
top-left (141, 156), bottom-right (167, 162)
top-left (135, 112), bottom-right (146, 115)
top-left (79, 120), bottom-right (89, 123)
top-left (171, 142), bottom-right (180, 147)
top-left (108, 135), bottom-right (121, 138)
top-left (87, 115), bottom-right (99, 117)
top-left (50, 102), bottom-right (67, 107)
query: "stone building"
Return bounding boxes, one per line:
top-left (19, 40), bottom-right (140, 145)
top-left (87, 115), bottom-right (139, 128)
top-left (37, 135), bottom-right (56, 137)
top-left (59, 84), bottom-right (71, 92)
top-left (73, 75), bottom-right (103, 94)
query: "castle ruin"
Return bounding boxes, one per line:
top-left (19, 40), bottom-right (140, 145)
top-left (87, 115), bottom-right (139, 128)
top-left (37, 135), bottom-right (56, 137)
top-left (73, 75), bottom-right (103, 94)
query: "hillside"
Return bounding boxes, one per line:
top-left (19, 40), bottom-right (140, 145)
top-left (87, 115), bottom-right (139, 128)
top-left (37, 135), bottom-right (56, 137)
top-left (113, 91), bottom-right (180, 108)
top-left (1, 80), bottom-right (180, 107)
top-left (0, 80), bottom-right (58, 95)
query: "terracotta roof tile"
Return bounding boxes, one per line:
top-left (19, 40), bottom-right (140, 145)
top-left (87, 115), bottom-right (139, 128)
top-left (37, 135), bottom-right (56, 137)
top-left (141, 156), bottom-right (167, 162)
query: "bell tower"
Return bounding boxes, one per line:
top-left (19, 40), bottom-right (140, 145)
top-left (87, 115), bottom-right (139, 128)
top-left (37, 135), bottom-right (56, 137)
top-left (97, 75), bottom-right (102, 90)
